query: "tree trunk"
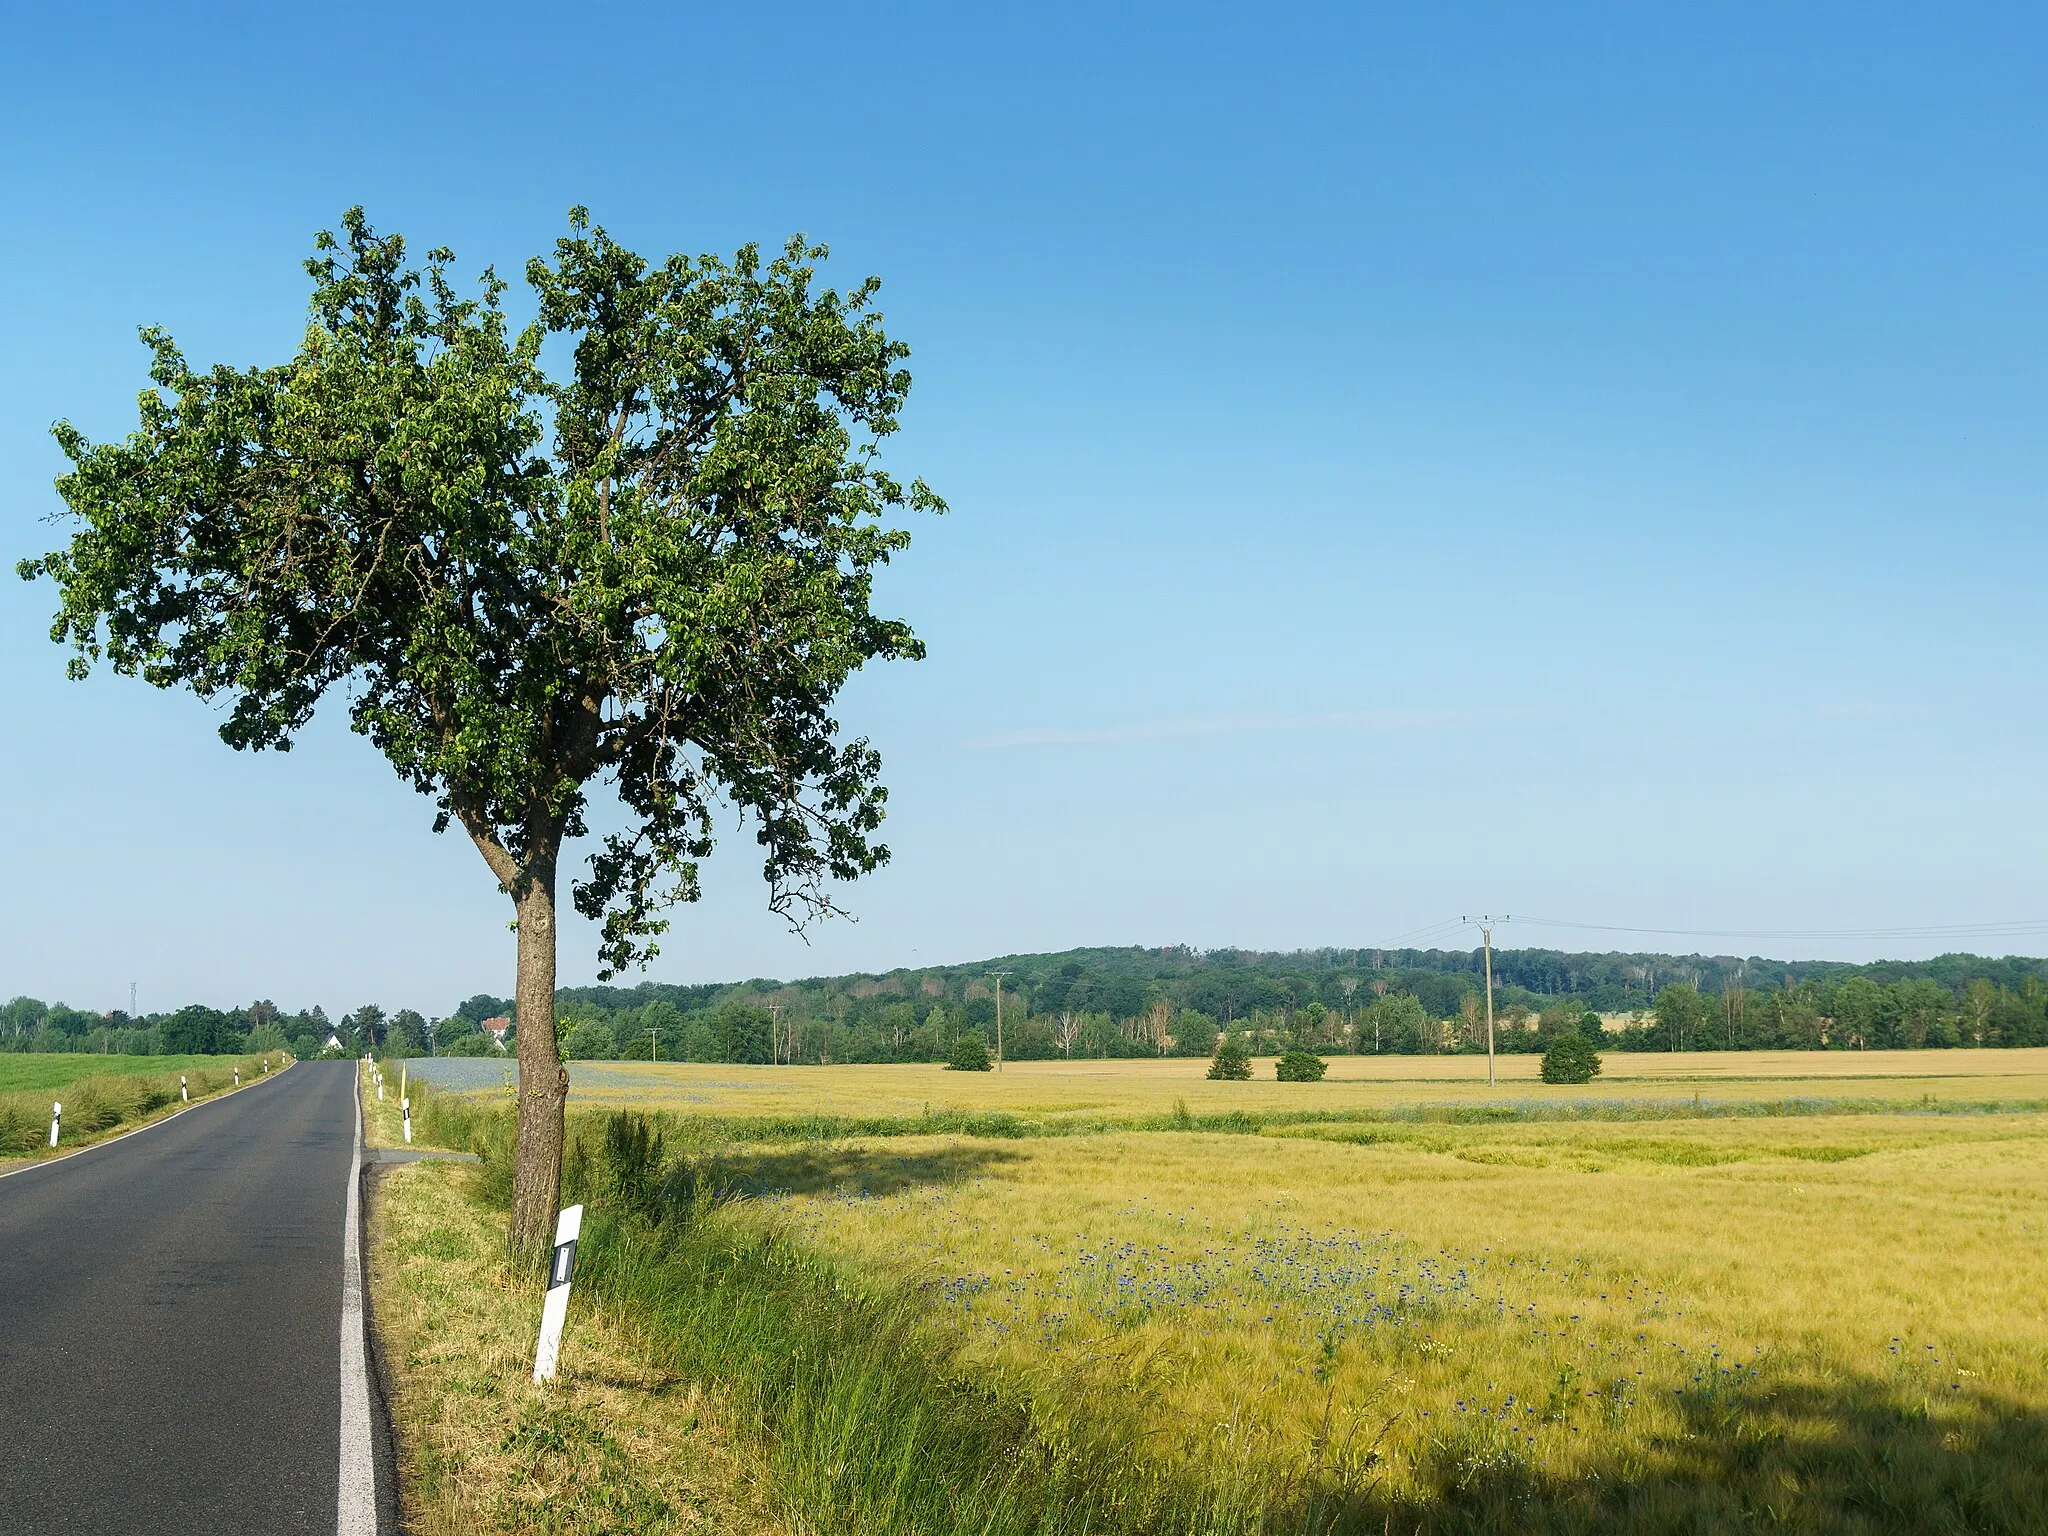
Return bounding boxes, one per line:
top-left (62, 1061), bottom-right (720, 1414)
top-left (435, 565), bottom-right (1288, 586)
top-left (509, 850), bottom-right (567, 1263)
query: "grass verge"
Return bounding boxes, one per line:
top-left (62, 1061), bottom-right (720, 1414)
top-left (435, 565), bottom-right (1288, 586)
top-left (0, 1053), bottom-right (291, 1163)
top-left (368, 1155), bottom-right (787, 1534)
top-left (0, 1052), bottom-right (279, 1093)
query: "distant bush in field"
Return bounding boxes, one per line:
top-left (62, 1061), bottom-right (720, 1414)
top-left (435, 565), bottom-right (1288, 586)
top-left (1275, 1050), bottom-right (1327, 1082)
top-left (1541, 1033), bottom-right (1602, 1084)
top-left (1207, 1034), bottom-right (1252, 1080)
top-left (946, 1034), bottom-right (992, 1071)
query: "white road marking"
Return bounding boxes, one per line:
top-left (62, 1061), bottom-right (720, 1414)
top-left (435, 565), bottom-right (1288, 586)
top-left (338, 1069), bottom-right (377, 1535)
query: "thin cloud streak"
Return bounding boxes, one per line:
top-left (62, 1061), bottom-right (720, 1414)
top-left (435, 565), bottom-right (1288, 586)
top-left (962, 707), bottom-right (1512, 749)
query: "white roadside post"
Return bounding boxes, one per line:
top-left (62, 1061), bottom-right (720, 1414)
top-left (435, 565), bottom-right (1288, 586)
top-left (402, 1096), bottom-right (412, 1144)
top-left (49, 1101), bottom-right (61, 1147)
top-left (234, 1067), bottom-right (240, 1086)
top-left (533, 1204), bottom-right (585, 1383)
top-left (180, 1075), bottom-right (188, 1103)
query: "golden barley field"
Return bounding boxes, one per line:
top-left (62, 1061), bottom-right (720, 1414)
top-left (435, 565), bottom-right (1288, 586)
top-left (537, 1046), bottom-right (2048, 1123)
top-left (428, 1049), bottom-right (2048, 1529)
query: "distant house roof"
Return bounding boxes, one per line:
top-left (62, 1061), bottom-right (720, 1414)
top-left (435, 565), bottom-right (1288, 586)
top-left (481, 1016), bottom-right (511, 1037)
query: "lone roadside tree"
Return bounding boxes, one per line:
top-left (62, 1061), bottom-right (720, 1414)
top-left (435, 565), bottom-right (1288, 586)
top-left (20, 210), bottom-right (943, 1258)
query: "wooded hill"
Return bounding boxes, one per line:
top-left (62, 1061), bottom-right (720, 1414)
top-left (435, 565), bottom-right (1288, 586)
top-left (510, 943), bottom-right (2048, 1064)
top-left (14, 944), bottom-right (2048, 1062)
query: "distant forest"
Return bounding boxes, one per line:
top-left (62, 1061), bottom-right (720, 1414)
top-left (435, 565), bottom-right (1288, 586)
top-left (11, 944), bottom-right (2048, 1062)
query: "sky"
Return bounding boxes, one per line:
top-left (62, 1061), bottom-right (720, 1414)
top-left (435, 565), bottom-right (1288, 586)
top-left (3, 3), bottom-right (2045, 1018)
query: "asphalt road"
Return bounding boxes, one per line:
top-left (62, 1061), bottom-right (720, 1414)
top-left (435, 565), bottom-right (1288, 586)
top-left (0, 1059), bottom-right (389, 1534)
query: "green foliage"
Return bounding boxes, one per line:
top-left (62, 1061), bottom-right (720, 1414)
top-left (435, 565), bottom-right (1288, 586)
top-left (1362, 991), bottom-right (1429, 1054)
top-left (1540, 1033), bottom-right (1603, 1084)
top-left (559, 1019), bottom-right (617, 1061)
top-left (1652, 984), bottom-right (1713, 1050)
top-left (23, 207), bottom-right (943, 980)
top-left (1170, 1009), bottom-right (1218, 1058)
top-left (1275, 1049), bottom-right (1327, 1082)
top-left (945, 1033), bottom-right (992, 1071)
top-left (455, 994), bottom-right (512, 1025)
top-left (161, 1005), bottom-right (230, 1055)
top-left (1207, 1033), bottom-right (1252, 1081)
top-left (561, 1110), bottom-right (674, 1225)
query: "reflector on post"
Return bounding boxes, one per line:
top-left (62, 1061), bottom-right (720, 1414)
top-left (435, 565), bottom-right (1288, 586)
top-left (533, 1203), bottom-right (585, 1382)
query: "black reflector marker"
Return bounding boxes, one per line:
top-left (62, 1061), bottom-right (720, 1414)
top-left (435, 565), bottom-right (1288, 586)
top-left (533, 1203), bottom-right (585, 1382)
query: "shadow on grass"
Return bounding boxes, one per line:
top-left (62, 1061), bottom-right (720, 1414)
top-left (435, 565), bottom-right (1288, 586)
top-left (1335, 1370), bottom-right (2048, 1535)
top-left (700, 1139), bottom-right (1024, 1199)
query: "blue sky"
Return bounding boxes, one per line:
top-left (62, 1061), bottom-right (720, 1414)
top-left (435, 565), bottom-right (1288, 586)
top-left (3, 3), bottom-right (2044, 1016)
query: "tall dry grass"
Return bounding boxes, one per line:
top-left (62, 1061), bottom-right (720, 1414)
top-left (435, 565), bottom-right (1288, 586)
top-left (0, 1054), bottom-right (286, 1158)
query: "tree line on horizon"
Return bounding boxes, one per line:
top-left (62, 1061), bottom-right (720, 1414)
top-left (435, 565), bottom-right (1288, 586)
top-left (0, 996), bottom-right (506, 1061)
top-left (13, 944), bottom-right (2048, 1062)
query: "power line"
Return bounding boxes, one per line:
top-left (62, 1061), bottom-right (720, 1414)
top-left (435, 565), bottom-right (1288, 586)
top-left (1512, 916), bottom-right (2048, 943)
top-left (1377, 917), bottom-right (1474, 947)
top-left (1366, 915), bottom-right (2048, 950)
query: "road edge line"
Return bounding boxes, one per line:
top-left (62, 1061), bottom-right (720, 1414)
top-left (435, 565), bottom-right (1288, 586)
top-left (0, 1060), bottom-right (297, 1182)
top-left (339, 1066), bottom-right (378, 1535)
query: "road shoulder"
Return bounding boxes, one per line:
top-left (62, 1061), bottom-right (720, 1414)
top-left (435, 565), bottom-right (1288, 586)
top-left (366, 1156), bottom-right (788, 1535)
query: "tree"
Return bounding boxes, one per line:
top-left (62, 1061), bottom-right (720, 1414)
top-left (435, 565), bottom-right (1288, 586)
top-left (1652, 984), bottom-right (1710, 1053)
top-left (1207, 1033), bottom-right (1252, 1081)
top-left (1142, 998), bottom-right (1172, 1056)
top-left (1053, 1012), bottom-right (1081, 1058)
top-left (163, 1005), bottom-right (227, 1055)
top-left (946, 1032), bottom-right (992, 1071)
top-left (1275, 1049), bottom-right (1327, 1082)
top-left (559, 1019), bottom-right (616, 1060)
top-left (1295, 1001), bottom-right (1329, 1050)
top-left (1540, 1033), bottom-right (1601, 1084)
top-left (389, 1009), bottom-right (429, 1054)
top-left (1831, 976), bottom-right (1884, 1051)
top-left (711, 1002), bottom-right (774, 1064)
top-left (1171, 1009), bottom-right (1218, 1059)
top-left (22, 210), bottom-right (941, 1258)
top-left (1363, 992), bottom-right (1427, 1055)
top-left (347, 1005), bottom-right (388, 1052)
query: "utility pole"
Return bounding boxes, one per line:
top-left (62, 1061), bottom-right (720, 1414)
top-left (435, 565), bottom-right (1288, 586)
top-left (987, 971), bottom-right (1012, 1071)
top-left (646, 1028), bottom-right (660, 1063)
top-left (129, 981), bottom-right (137, 1020)
top-left (1463, 916), bottom-right (1509, 1086)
